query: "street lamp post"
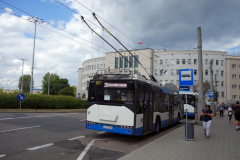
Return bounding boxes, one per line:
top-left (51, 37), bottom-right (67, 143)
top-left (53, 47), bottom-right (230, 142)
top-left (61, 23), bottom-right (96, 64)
top-left (19, 58), bottom-right (28, 109)
top-left (27, 17), bottom-right (44, 94)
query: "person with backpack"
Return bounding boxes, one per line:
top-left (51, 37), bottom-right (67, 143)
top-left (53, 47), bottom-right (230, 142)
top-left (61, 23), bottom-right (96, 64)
top-left (201, 105), bottom-right (214, 139)
top-left (219, 104), bottom-right (224, 117)
top-left (233, 101), bottom-right (240, 131)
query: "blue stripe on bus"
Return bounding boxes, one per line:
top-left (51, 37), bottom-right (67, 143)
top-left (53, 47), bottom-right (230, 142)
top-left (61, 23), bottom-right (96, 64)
top-left (86, 124), bottom-right (133, 135)
top-left (135, 127), bottom-right (143, 136)
top-left (161, 119), bottom-right (169, 128)
top-left (184, 112), bottom-right (195, 116)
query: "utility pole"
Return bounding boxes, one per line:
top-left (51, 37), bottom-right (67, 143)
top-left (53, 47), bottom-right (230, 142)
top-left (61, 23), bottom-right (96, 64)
top-left (27, 17), bottom-right (44, 94)
top-left (215, 74), bottom-right (218, 109)
top-left (196, 27), bottom-right (204, 125)
top-left (210, 60), bottom-right (215, 115)
top-left (48, 74), bottom-right (50, 95)
top-left (19, 58), bottom-right (28, 109)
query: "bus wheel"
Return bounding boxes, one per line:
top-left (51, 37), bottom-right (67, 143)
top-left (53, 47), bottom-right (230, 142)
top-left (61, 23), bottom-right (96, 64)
top-left (154, 117), bottom-right (161, 134)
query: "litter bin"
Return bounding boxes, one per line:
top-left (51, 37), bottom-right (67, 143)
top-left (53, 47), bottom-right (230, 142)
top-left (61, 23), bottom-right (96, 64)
top-left (185, 122), bottom-right (195, 140)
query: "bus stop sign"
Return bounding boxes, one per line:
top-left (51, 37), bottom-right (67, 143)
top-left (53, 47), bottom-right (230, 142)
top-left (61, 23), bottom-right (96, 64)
top-left (208, 91), bottom-right (214, 97)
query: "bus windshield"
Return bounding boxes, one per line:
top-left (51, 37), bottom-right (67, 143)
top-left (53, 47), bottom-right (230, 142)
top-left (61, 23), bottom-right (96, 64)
top-left (88, 80), bottom-right (134, 104)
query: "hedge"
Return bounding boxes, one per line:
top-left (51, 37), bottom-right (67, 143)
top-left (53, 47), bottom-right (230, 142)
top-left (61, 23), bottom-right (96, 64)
top-left (0, 93), bottom-right (87, 109)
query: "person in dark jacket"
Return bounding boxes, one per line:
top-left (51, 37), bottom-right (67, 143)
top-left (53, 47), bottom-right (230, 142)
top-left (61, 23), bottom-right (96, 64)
top-left (233, 101), bottom-right (240, 131)
top-left (201, 105), bottom-right (214, 139)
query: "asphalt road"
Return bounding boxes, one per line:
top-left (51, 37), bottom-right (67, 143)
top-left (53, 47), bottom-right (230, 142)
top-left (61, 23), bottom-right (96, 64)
top-left (0, 113), bottom-right (188, 160)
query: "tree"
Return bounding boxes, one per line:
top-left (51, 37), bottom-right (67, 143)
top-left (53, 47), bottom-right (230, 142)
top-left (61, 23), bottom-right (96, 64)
top-left (12, 89), bottom-right (19, 93)
top-left (214, 91), bottom-right (219, 102)
top-left (0, 88), bottom-right (3, 93)
top-left (43, 78), bottom-right (69, 95)
top-left (42, 72), bottom-right (60, 93)
top-left (59, 87), bottom-right (75, 97)
top-left (18, 74), bottom-right (32, 93)
top-left (82, 93), bottom-right (86, 99)
top-left (194, 81), bottom-right (211, 97)
top-left (70, 85), bottom-right (77, 97)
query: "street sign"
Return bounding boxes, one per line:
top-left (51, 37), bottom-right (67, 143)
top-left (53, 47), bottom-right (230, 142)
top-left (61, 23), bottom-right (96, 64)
top-left (179, 69), bottom-right (194, 86)
top-left (179, 86), bottom-right (193, 94)
top-left (17, 93), bottom-right (25, 101)
top-left (208, 91), bottom-right (214, 97)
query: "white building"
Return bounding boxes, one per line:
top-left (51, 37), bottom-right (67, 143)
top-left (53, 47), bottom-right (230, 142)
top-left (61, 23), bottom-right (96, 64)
top-left (77, 49), bottom-right (228, 103)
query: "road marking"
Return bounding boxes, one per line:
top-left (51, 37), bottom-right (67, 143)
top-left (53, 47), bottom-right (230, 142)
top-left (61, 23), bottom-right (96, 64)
top-left (68, 136), bottom-right (85, 140)
top-left (97, 131), bottom-right (106, 134)
top-left (80, 119), bottom-right (86, 121)
top-left (1, 126), bottom-right (41, 133)
top-left (0, 113), bottom-right (79, 121)
top-left (77, 139), bottom-right (98, 160)
top-left (0, 155), bottom-right (6, 158)
top-left (26, 143), bottom-right (54, 151)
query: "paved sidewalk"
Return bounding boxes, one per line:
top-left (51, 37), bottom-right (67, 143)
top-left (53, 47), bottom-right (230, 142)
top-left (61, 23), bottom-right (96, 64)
top-left (119, 113), bottom-right (240, 160)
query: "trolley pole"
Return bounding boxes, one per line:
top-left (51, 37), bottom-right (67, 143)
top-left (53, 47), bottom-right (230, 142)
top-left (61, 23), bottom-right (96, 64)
top-left (210, 60), bottom-right (215, 115)
top-left (196, 27), bottom-right (204, 125)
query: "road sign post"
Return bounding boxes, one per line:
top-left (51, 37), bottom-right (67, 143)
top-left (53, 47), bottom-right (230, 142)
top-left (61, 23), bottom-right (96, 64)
top-left (17, 93), bottom-right (25, 109)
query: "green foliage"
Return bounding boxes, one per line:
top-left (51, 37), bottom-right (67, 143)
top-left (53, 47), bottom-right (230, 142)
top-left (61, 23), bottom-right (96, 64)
top-left (18, 74), bottom-right (32, 93)
top-left (59, 87), bottom-right (75, 97)
top-left (82, 93), bottom-right (86, 99)
top-left (214, 91), bottom-right (219, 102)
top-left (43, 78), bottom-right (70, 95)
top-left (42, 72), bottom-right (60, 93)
top-left (12, 89), bottom-right (20, 93)
top-left (70, 85), bottom-right (77, 97)
top-left (0, 93), bottom-right (87, 109)
top-left (0, 88), bottom-right (3, 93)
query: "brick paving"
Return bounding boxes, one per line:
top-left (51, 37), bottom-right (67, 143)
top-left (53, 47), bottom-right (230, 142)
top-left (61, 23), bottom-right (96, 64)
top-left (118, 112), bottom-right (240, 160)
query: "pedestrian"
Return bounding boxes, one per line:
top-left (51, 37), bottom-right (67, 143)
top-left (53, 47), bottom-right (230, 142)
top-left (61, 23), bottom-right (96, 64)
top-left (232, 101), bottom-right (240, 131)
top-left (228, 104), bottom-right (233, 124)
top-left (219, 104), bottom-right (224, 117)
top-left (201, 105), bottom-right (214, 139)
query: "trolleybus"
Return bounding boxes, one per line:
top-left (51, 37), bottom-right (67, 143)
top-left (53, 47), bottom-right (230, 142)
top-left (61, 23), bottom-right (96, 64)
top-left (86, 73), bottom-right (183, 136)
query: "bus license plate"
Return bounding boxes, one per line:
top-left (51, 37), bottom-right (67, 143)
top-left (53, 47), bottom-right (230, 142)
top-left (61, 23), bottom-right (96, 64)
top-left (103, 126), bottom-right (113, 129)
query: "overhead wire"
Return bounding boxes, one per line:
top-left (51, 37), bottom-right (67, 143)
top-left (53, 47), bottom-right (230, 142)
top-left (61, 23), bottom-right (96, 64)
top-left (0, 7), bottom-right (105, 54)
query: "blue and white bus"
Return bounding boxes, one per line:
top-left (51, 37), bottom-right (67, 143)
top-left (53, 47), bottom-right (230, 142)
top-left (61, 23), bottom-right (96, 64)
top-left (86, 73), bottom-right (183, 136)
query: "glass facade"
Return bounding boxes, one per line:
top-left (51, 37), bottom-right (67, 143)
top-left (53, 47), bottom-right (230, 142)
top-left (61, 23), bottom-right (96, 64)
top-left (130, 56), bottom-right (133, 68)
top-left (115, 57), bottom-right (118, 68)
top-left (134, 55), bottom-right (139, 67)
top-left (120, 57), bottom-right (123, 68)
top-left (124, 56), bottom-right (128, 68)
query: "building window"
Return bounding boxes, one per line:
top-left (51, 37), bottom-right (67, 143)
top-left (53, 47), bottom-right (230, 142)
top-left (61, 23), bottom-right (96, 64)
top-left (160, 70), bottom-right (163, 75)
top-left (98, 64), bottom-right (100, 69)
top-left (134, 70), bottom-right (138, 74)
top-left (165, 80), bottom-right (168, 83)
top-left (194, 80), bottom-right (197, 85)
top-left (221, 60), bottom-right (224, 66)
top-left (120, 57), bottom-right (123, 68)
top-left (239, 65), bottom-right (240, 69)
top-left (160, 80), bottom-right (162, 84)
top-left (232, 64), bottom-right (236, 69)
top-left (232, 85), bottom-right (237, 89)
top-left (124, 56), bottom-right (128, 68)
top-left (129, 56), bottom-right (133, 68)
top-left (216, 60), bottom-right (219, 65)
top-left (176, 59), bottom-right (180, 64)
top-left (129, 70), bottom-right (133, 74)
top-left (221, 71), bottom-right (224, 76)
top-left (155, 70), bottom-right (157, 75)
top-left (155, 60), bottom-right (158, 66)
top-left (232, 74), bottom-right (237, 79)
top-left (205, 59), bottom-right (208, 65)
top-left (165, 70), bottom-right (168, 75)
top-left (216, 70), bottom-right (219, 76)
top-left (205, 70), bottom-right (208, 75)
top-left (171, 80), bottom-right (174, 84)
top-left (188, 59), bottom-right (191, 64)
top-left (182, 59), bottom-right (185, 64)
top-left (176, 69), bottom-right (179, 75)
top-left (101, 64), bottom-right (103, 69)
top-left (216, 81), bottom-right (219, 86)
top-left (134, 55), bottom-right (139, 67)
top-left (124, 71), bottom-right (128, 73)
top-left (221, 92), bottom-right (224, 97)
top-left (115, 57), bottom-right (119, 69)
top-left (171, 69), bottom-right (174, 75)
top-left (232, 95), bottom-right (237, 100)
top-left (171, 59), bottom-right (174, 65)
top-left (194, 59), bottom-right (197, 65)
top-left (176, 80), bottom-right (179, 85)
top-left (194, 70), bottom-right (197, 75)
top-left (221, 81), bottom-right (224, 87)
top-left (160, 60), bottom-right (163, 65)
top-left (165, 59), bottom-right (168, 65)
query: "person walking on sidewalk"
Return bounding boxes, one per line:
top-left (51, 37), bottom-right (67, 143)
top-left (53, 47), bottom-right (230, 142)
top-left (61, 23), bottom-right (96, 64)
top-left (232, 101), bottom-right (240, 131)
top-left (201, 105), bottom-right (214, 139)
top-left (219, 104), bottom-right (224, 117)
top-left (228, 104), bottom-right (233, 124)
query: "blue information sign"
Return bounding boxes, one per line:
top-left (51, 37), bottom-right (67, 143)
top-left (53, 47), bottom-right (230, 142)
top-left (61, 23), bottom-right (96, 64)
top-left (208, 91), bottom-right (214, 97)
top-left (17, 93), bottom-right (25, 101)
top-left (179, 69), bottom-right (194, 86)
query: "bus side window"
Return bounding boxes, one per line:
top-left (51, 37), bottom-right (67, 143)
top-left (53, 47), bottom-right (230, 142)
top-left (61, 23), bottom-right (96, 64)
top-left (137, 83), bottom-right (144, 114)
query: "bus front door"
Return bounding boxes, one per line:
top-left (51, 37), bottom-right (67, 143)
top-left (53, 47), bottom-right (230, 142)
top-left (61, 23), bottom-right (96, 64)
top-left (143, 92), bottom-right (153, 135)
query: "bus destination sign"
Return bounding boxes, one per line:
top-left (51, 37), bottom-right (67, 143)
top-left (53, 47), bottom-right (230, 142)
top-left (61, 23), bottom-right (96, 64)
top-left (104, 83), bottom-right (127, 88)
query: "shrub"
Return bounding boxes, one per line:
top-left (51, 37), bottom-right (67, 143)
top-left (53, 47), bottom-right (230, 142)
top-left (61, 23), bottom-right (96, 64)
top-left (0, 93), bottom-right (87, 109)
